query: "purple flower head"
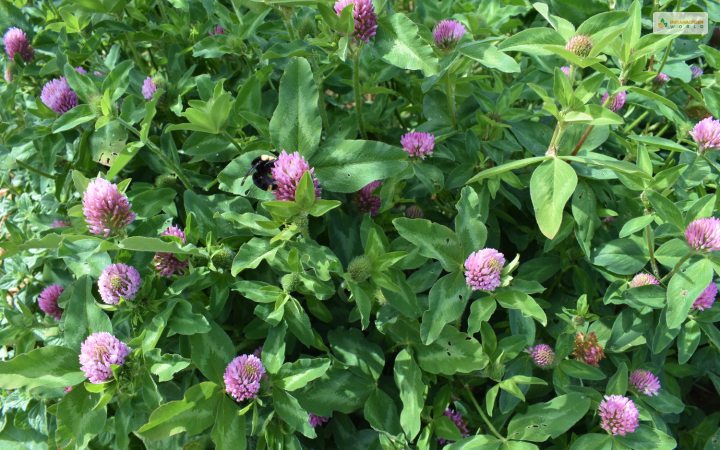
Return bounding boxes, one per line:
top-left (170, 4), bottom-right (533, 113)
top-left (433, 19), bottom-right (466, 49)
top-left (690, 117), bottom-right (720, 152)
top-left (560, 66), bottom-right (571, 76)
top-left (209, 25), bottom-right (225, 35)
top-left (38, 284), bottom-right (64, 320)
top-left (334, 0), bottom-right (377, 42)
top-left (51, 219), bottom-right (71, 228)
top-left (79, 332), bottom-right (130, 384)
top-left (41, 77), bottom-right (78, 114)
top-left (75, 66), bottom-right (88, 75)
top-left (692, 282), bottom-right (717, 311)
top-left (142, 77), bottom-right (157, 100)
top-left (401, 131), bottom-right (436, 159)
top-left (653, 72), bottom-right (670, 85)
top-left (528, 344), bottom-right (555, 369)
top-left (308, 414), bottom-right (329, 428)
top-left (601, 91), bottom-right (626, 112)
top-left (438, 408), bottom-right (470, 445)
top-left (82, 178), bottom-right (135, 237)
top-left (153, 225), bottom-right (188, 277)
top-left (357, 180), bottom-right (381, 216)
top-left (629, 369), bottom-right (661, 396)
top-left (573, 331), bottom-right (605, 367)
top-left (566, 34), bottom-right (592, 57)
top-left (270, 150), bottom-right (321, 201)
top-left (3, 27), bottom-right (33, 62)
top-left (224, 354), bottom-right (265, 402)
top-left (98, 263), bottom-right (141, 305)
top-left (598, 395), bottom-right (639, 436)
top-left (691, 65), bottom-right (703, 79)
top-left (464, 248), bottom-right (505, 292)
top-left (685, 217), bottom-right (720, 252)
top-left (405, 205), bottom-right (424, 218)
top-left (629, 273), bottom-right (659, 288)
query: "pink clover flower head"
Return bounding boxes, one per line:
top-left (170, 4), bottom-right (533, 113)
top-left (401, 131), bottom-right (435, 159)
top-left (38, 284), bottom-right (64, 320)
top-left (691, 65), bottom-right (703, 79)
top-left (629, 369), bottom-right (661, 396)
top-left (464, 248), bottom-right (505, 292)
top-left (629, 273), bottom-right (659, 288)
top-left (142, 76), bottom-right (157, 100)
top-left (528, 344), bottom-right (555, 369)
top-left (653, 72), bottom-right (670, 85)
top-left (79, 332), bottom-right (130, 384)
top-left (685, 217), bottom-right (720, 251)
top-left (51, 219), bottom-right (71, 228)
top-left (41, 77), bottom-right (78, 114)
top-left (690, 117), bottom-right (720, 152)
top-left (560, 66), bottom-right (571, 76)
top-left (598, 395), bottom-right (640, 436)
top-left (357, 180), bottom-right (381, 216)
top-left (82, 178), bottom-right (135, 237)
top-left (270, 150), bottom-right (321, 201)
top-left (438, 408), bottom-right (469, 445)
top-left (334, 0), bottom-right (377, 42)
top-left (98, 263), bottom-right (141, 304)
top-left (308, 414), bottom-right (329, 427)
top-left (433, 19), bottom-right (466, 49)
top-left (153, 225), bottom-right (188, 277)
top-left (209, 25), bottom-right (225, 35)
top-left (601, 91), bottom-right (626, 112)
top-left (224, 354), bottom-right (265, 402)
top-left (3, 27), bottom-right (33, 62)
top-left (692, 282), bottom-right (717, 311)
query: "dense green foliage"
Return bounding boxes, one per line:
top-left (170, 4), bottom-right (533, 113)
top-left (1, 0), bottom-right (720, 449)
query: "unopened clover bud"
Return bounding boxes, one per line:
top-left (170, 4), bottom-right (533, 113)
top-left (281, 272), bottom-right (301, 293)
top-left (347, 255), bottom-right (371, 283)
top-left (566, 35), bottom-right (592, 58)
top-left (212, 247), bottom-right (235, 270)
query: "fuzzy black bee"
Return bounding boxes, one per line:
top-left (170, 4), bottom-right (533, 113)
top-left (243, 154), bottom-right (277, 191)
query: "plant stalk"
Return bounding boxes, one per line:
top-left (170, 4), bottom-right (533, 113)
top-left (464, 385), bottom-right (505, 441)
top-left (446, 73), bottom-right (457, 129)
top-left (660, 253), bottom-right (691, 284)
top-left (117, 118), bottom-right (193, 190)
top-left (352, 49), bottom-right (367, 139)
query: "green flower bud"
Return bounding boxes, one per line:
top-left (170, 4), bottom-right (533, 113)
top-left (347, 255), bottom-right (371, 283)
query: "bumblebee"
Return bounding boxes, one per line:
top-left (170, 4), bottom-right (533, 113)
top-left (243, 154), bottom-right (277, 191)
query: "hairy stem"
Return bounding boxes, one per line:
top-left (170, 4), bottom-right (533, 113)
top-left (660, 253), bottom-right (691, 284)
top-left (352, 49), bottom-right (367, 139)
top-left (571, 125), bottom-right (594, 156)
top-left (645, 225), bottom-right (661, 279)
top-left (446, 74), bottom-right (457, 129)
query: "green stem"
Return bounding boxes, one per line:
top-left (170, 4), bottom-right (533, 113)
top-left (445, 73), bottom-right (457, 129)
top-left (14, 159), bottom-right (55, 179)
top-left (546, 120), bottom-right (565, 156)
top-left (352, 49), bottom-right (367, 139)
top-left (623, 110), bottom-right (649, 134)
top-left (464, 385), bottom-right (505, 441)
top-left (656, 41), bottom-right (672, 76)
top-left (645, 225), bottom-right (660, 279)
top-left (223, 132), bottom-right (244, 154)
top-left (660, 253), bottom-right (691, 284)
top-left (117, 118), bottom-right (192, 190)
